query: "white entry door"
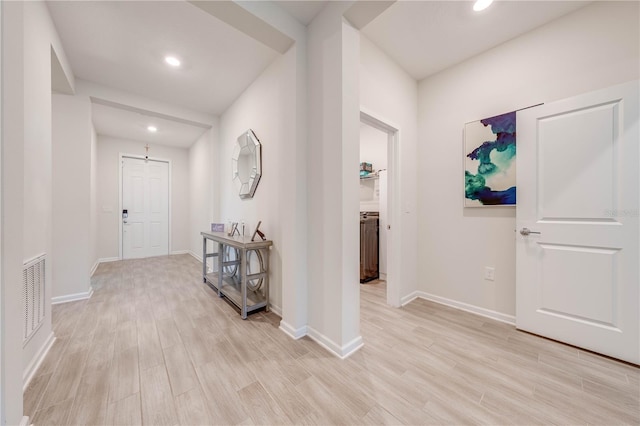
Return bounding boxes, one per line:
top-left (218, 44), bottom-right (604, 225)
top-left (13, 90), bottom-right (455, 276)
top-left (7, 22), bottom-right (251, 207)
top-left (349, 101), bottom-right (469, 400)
top-left (516, 81), bottom-right (639, 364)
top-left (122, 157), bottom-right (169, 259)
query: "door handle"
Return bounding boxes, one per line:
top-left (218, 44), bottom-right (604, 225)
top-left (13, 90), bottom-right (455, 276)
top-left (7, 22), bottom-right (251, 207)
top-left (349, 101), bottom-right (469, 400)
top-left (520, 227), bottom-right (541, 236)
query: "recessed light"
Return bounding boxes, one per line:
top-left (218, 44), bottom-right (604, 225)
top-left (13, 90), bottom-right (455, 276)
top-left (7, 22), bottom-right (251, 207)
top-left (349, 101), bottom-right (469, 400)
top-left (473, 0), bottom-right (493, 12)
top-left (164, 56), bottom-right (181, 67)
top-left (147, 125), bottom-right (157, 132)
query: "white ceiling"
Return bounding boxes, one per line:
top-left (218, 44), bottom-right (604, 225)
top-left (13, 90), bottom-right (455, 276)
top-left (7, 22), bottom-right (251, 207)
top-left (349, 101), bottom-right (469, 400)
top-left (47, 1), bottom-right (279, 116)
top-left (48, 0), bottom-right (591, 148)
top-left (274, 1), bottom-right (328, 25)
top-left (361, 1), bottom-right (590, 81)
top-left (91, 103), bottom-right (209, 149)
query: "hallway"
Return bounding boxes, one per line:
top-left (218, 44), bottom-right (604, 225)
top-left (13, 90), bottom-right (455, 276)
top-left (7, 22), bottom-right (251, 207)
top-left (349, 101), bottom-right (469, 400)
top-left (24, 255), bottom-right (639, 425)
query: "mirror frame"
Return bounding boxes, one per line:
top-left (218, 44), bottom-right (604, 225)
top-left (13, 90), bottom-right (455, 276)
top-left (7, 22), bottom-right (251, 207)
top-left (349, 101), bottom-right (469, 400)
top-left (232, 129), bottom-right (262, 199)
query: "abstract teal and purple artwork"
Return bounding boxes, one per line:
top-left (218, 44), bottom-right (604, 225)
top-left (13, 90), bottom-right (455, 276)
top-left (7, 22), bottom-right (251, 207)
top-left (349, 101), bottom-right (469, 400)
top-left (464, 111), bottom-right (516, 207)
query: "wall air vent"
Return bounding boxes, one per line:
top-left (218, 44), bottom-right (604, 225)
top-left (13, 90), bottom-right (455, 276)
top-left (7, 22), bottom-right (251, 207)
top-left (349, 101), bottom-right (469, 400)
top-left (22, 254), bottom-right (46, 345)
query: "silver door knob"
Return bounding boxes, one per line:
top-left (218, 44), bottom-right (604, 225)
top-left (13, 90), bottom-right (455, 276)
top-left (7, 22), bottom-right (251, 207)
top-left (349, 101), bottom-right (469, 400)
top-left (520, 227), bottom-right (541, 236)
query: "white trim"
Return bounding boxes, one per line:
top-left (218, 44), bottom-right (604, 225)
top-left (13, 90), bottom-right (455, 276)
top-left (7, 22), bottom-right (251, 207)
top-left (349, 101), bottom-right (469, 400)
top-left (188, 250), bottom-right (202, 262)
top-left (279, 321), bottom-right (307, 340)
top-left (90, 260), bottom-right (99, 277)
top-left (23, 252), bottom-right (46, 267)
top-left (269, 304), bottom-right (282, 318)
top-left (359, 109), bottom-right (401, 308)
top-left (400, 291), bottom-right (420, 306)
top-left (404, 291), bottom-right (516, 325)
top-left (99, 256), bottom-right (119, 263)
top-left (22, 332), bottom-right (55, 392)
top-left (18, 416), bottom-right (30, 426)
top-left (171, 250), bottom-right (188, 255)
top-left (51, 287), bottom-right (93, 305)
top-left (306, 326), bottom-right (364, 359)
top-left (118, 153), bottom-right (172, 260)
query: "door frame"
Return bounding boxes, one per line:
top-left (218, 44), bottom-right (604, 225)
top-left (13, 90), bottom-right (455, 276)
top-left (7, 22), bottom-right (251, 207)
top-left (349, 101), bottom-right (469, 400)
top-left (118, 153), bottom-right (172, 260)
top-left (360, 109), bottom-right (401, 307)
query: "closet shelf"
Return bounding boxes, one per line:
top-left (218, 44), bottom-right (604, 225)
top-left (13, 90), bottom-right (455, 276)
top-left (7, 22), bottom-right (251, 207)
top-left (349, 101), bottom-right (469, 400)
top-left (360, 174), bottom-right (379, 181)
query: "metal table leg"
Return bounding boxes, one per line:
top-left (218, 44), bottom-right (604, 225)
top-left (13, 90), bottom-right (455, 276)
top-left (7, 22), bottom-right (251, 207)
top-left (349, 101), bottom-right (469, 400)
top-left (202, 236), bottom-right (207, 283)
top-left (240, 248), bottom-right (247, 319)
top-left (217, 242), bottom-right (224, 297)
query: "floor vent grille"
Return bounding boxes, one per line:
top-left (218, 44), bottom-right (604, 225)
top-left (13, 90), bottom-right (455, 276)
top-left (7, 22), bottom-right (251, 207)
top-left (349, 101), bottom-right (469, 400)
top-left (23, 254), bottom-right (46, 345)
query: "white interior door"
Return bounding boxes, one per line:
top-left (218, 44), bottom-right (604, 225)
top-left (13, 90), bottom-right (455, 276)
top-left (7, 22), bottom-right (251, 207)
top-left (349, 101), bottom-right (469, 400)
top-left (122, 157), bottom-right (169, 259)
top-left (516, 81), bottom-right (639, 364)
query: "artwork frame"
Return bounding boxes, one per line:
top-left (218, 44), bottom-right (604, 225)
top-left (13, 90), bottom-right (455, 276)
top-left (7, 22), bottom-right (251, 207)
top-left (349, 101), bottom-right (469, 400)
top-left (464, 111), bottom-right (517, 207)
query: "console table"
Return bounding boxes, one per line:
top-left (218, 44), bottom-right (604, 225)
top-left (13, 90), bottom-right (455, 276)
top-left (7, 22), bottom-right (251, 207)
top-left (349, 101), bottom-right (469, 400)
top-left (201, 231), bottom-right (272, 319)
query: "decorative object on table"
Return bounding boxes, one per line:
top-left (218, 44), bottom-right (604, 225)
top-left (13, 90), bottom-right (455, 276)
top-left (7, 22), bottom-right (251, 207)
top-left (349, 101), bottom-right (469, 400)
top-left (251, 221), bottom-right (266, 242)
top-left (464, 111), bottom-right (517, 207)
top-left (228, 222), bottom-right (240, 237)
top-left (232, 129), bottom-right (262, 199)
top-left (210, 223), bottom-right (225, 232)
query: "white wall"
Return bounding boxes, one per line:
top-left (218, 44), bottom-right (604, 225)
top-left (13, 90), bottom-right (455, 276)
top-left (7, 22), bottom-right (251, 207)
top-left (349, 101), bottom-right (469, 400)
top-left (238, 0), bottom-right (310, 347)
top-left (359, 34), bottom-right (418, 303)
top-left (417, 1), bottom-right (640, 318)
top-left (305, 2), bottom-right (363, 356)
top-left (1, 2), bottom-right (27, 423)
top-left (52, 94), bottom-right (93, 300)
top-left (22, 2), bottom-right (53, 365)
top-left (21, 0), bottom-right (75, 395)
top-left (96, 136), bottom-right (191, 260)
top-left (0, 1), bottom-right (75, 420)
top-left (218, 52), bottom-right (294, 313)
top-left (188, 127), bottom-right (219, 261)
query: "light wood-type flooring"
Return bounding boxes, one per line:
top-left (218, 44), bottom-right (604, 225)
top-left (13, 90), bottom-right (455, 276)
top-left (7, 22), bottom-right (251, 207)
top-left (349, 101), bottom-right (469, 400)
top-left (25, 254), bottom-right (639, 425)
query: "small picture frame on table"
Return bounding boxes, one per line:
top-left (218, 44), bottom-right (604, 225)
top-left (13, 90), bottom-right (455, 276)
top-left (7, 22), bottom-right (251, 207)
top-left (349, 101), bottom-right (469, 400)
top-left (210, 223), bottom-right (225, 232)
top-left (251, 221), bottom-right (266, 241)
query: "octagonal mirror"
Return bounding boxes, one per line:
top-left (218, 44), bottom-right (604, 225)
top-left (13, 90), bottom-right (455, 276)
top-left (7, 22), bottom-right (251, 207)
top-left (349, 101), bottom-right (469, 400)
top-left (232, 129), bottom-right (262, 199)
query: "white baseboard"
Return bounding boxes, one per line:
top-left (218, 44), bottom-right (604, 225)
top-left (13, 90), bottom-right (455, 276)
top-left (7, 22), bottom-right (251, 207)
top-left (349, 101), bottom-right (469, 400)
top-left (171, 250), bottom-right (189, 255)
top-left (51, 287), bottom-right (94, 305)
top-left (404, 291), bottom-right (516, 325)
top-left (90, 260), bottom-right (99, 277)
top-left (19, 416), bottom-right (30, 426)
top-left (279, 320), bottom-right (307, 340)
top-left (23, 332), bottom-right (56, 392)
top-left (189, 250), bottom-right (203, 262)
top-left (269, 304), bottom-right (282, 318)
top-left (306, 326), bottom-right (364, 359)
top-left (99, 257), bottom-right (119, 263)
top-left (400, 291), bottom-right (420, 306)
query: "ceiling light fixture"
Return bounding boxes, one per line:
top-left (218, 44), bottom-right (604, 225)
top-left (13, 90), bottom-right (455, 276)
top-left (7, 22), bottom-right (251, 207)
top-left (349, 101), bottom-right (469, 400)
top-left (473, 0), bottom-right (493, 12)
top-left (164, 56), bottom-right (181, 67)
top-left (147, 125), bottom-right (157, 132)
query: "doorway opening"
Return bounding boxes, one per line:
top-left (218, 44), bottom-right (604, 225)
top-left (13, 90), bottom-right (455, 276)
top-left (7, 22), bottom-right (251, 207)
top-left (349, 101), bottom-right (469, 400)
top-left (359, 110), bottom-right (400, 307)
top-left (119, 154), bottom-right (171, 259)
